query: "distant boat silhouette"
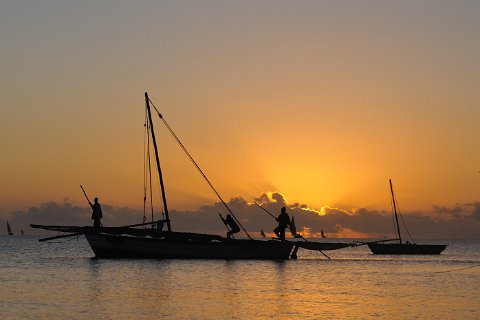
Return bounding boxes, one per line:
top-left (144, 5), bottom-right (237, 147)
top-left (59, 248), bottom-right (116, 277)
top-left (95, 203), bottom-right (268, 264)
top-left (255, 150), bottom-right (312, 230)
top-left (367, 179), bottom-right (447, 255)
top-left (321, 230), bottom-right (326, 238)
top-left (21, 230), bottom-right (24, 236)
top-left (7, 221), bottom-right (13, 235)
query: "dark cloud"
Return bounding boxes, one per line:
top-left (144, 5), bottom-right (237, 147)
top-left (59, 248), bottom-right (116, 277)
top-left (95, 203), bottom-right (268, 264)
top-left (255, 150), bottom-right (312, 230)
top-left (434, 202), bottom-right (480, 221)
top-left (432, 204), bottom-right (466, 219)
top-left (3, 194), bottom-right (480, 239)
top-left (467, 202), bottom-right (480, 220)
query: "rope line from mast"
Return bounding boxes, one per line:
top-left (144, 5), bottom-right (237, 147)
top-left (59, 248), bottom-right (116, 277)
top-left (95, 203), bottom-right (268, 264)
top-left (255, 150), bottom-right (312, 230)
top-left (147, 119), bottom-right (155, 222)
top-left (389, 181), bottom-right (414, 243)
top-left (148, 98), bottom-right (253, 240)
top-left (389, 190), bottom-right (398, 241)
top-left (143, 108), bottom-right (148, 225)
top-left (397, 209), bottom-right (414, 243)
top-left (144, 109), bottom-right (156, 224)
top-left (143, 102), bottom-right (165, 223)
top-left (392, 189), bottom-right (414, 242)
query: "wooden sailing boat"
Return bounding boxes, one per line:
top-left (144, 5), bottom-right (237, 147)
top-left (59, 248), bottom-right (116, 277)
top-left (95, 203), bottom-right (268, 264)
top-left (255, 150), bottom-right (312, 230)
top-left (7, 221), bottom-right (13, 235)
top-left (367, 179), bottom-right (447, 255)
top-left (31, 92), bottom-right (351, 259)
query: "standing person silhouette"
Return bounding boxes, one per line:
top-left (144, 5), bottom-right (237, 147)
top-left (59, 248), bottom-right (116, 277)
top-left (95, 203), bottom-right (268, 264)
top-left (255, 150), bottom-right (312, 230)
top-left (90, 197), bottom-right (103, 228)
top-left (274, 207), bottom-right (290, 241)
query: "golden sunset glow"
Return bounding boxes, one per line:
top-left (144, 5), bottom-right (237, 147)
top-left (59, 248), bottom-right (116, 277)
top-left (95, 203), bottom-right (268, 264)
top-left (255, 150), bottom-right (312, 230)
top-left (1, 2), bottom-right (479, 237)
top-left (2, 4), bottom-right (480, 320)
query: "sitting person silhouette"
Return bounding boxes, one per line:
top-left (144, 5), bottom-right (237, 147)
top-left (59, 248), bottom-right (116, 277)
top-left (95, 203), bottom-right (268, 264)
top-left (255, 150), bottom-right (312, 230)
top-left (220, 214), bottom-right (240, 239)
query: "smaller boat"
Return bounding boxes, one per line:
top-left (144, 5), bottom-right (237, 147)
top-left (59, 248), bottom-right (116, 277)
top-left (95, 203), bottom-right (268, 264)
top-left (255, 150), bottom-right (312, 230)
top-left (7, 221), bottom-right (13, 235)
top-left (367, 179), bottom-right (447, 255)
top-left (321, 230), bottom-right (326, 238)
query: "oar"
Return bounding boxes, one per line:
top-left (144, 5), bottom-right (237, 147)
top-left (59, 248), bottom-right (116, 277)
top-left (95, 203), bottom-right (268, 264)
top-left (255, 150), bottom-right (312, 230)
top-left (39, 232), bottom-right (84, 242)
top-left (253, 202), bottom-right (330, 259)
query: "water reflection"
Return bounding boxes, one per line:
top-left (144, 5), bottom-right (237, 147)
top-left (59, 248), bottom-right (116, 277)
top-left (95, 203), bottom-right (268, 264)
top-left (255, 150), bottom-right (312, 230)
top-left (87, 258), bottom-right (103, 315)
top-left (1, 237), bottom-right (479, 319)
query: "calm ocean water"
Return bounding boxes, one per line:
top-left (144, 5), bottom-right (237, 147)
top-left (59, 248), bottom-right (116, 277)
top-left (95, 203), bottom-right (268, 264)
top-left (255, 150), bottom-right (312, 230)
top-left (0, 236), bottom-right (478, 319)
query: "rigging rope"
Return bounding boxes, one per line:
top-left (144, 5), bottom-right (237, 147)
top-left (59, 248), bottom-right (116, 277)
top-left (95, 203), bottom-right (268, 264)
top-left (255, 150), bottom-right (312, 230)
top-left (394, 195), bottom-right (414, 242)
top-left (148, 98), bottom-right (252, 239)
top-left (390, 184), bottom-right (414, 243)
top-left (143, 107), bottom-right (149, 225)
top-left (389, 192), bottom-right (398, 240)
top-left (147, 119), bottom-right (155, 223)
top-left (144, 101), bottom-right (168, 226)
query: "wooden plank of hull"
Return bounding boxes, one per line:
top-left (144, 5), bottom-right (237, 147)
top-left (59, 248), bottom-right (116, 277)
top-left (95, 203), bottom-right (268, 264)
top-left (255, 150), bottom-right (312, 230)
top-left (84, 234), bottom-right (295, 260)
top-left (367, 243), bottom-right (447, 255)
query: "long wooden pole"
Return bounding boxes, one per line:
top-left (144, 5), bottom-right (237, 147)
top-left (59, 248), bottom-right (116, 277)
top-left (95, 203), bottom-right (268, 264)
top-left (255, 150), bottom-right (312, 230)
top-left (389, 179), bottom-right (402, 244)
top-left (80, 185), bottom-right (91, 204)
top-left (253, 201), bottom-right (277, 219)
top-left (145, 92), bottom-right (171, 232)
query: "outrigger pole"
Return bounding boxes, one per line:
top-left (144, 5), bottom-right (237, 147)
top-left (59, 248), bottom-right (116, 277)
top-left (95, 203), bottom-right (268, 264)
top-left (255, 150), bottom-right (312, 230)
top-left (145, 92), bottom-right (171, 232)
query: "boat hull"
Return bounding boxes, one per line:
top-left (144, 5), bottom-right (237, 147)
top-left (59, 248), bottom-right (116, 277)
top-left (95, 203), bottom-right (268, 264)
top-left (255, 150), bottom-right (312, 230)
top-left (367, 243), bottom-right (447, 255)
top-left (84, 234), bottom-right (295, 260)
top-left (296, 241), bottom-right (352, 251)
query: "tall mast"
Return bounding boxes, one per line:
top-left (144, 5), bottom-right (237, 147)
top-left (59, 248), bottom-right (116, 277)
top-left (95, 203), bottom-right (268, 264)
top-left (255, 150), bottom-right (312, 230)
top-left (389, 179), bottom-right (402, 244)
top-left (145, 92), bottom-right (171, 232)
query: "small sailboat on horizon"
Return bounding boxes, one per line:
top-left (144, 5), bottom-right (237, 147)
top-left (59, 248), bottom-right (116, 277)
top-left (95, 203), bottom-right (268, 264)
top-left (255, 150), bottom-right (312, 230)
top-left (7, 221), bottom-right (13, 235)
top-left (367, 179), bottom-right (447, 255)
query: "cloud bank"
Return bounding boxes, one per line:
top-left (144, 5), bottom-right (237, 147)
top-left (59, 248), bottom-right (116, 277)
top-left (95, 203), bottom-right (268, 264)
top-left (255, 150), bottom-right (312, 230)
top-left (2, 192), bottom-right (479, 239)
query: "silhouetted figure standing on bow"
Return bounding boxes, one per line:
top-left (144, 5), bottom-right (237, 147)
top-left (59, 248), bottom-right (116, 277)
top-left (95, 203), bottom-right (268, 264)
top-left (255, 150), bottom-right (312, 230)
top-left (90, 197), bottom-right (103, 228)
top-left (274, 207), bottom-right (291, 241)
top-left (220, 214), bottom-right (240, 239)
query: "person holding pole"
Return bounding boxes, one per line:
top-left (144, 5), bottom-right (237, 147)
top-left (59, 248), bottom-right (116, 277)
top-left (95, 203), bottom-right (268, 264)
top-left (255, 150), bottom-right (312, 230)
top-left (90, 197), bottom-right (103, 228)
top-left (81, 185), bottom-right (103, 229)
top-left (274, 207), bottom-right (291, 241)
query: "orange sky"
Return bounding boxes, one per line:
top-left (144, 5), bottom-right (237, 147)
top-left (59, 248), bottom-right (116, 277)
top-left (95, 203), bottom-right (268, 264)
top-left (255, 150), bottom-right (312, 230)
top-left (1, 1), bottom-right (479, 219)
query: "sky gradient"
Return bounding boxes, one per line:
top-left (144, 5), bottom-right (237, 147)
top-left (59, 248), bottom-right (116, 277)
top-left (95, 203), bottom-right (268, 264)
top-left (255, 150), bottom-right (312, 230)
top-left (1, 1), bottom-right (479, 237)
